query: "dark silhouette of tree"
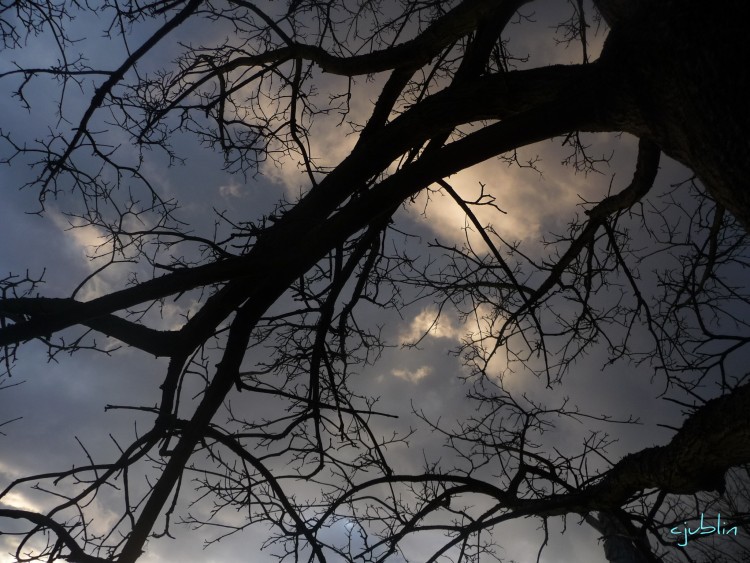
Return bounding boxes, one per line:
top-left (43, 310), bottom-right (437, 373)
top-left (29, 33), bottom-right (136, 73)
top-left (1, 0), bottom-right (749, 562)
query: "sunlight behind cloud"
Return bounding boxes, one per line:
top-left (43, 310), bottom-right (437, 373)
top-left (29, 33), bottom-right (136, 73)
top-left (411, 141), bottom-right (602, 249)
top-left (49, 211), bottom-right (108, 263)
top-left (48, 210), bottom-right (146, 301)
top-left (0, 491), bottom-right (41, 513)
top-left (397, 305), bottom-right (515, 388)
top-left (260, 73), bottom-right (379, 196)
top-left (400, 308), bottom-right (461, 344)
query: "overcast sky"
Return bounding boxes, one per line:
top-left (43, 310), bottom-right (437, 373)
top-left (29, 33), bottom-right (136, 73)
top-left (1, 1), bottom-right (745, 562)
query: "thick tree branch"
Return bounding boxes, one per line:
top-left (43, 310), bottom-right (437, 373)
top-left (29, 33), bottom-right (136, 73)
top-left (0, 63), bottom-right (599, 352)
top-left (0, 509), bottom-right (108, 563)
top-left (217, 0), bottom-right (529, 77)
top-left (0, 297), bottom-right (180, 356)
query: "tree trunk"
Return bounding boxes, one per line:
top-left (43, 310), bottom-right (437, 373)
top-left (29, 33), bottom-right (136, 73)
top-left (591, 3), bottom-right (750, 560)
top-left (599, 0), bottom-right (750, 229)
top-left (587, 512), bottom-right (659, 563)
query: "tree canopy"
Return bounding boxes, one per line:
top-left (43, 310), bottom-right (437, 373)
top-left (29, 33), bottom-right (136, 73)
top-left (1, 1), bottom-right (749, 562)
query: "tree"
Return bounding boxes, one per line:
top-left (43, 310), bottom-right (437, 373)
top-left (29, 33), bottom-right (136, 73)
top-left (1, 0), bottom-right (749, 561)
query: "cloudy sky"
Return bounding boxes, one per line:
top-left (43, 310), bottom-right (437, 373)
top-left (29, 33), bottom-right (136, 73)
top-left (1, 1), bottom-right (746, 562)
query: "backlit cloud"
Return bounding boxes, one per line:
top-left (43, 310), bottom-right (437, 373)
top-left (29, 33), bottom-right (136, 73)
top-left (400, 307), bottom-right (461, 344)
top-left (391, 365), bottom-right (432, 383)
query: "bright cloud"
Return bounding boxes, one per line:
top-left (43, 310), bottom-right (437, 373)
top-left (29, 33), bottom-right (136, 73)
top-left (218, 180), bottom-right (244, 198)
top-left (391, 365), bottom-right (432, 383)
top-left (48, 210), bottom-right (137, 300)
top-left (397, 304), bottom-right (514, 386)
top-left (400, 308), bottom-right (461, 344)
top-left (0, 491), bottom-right (41, 513)
top-left (409, 132), bottom-right (638, 251)
top-left (261, 74), bottom-right (383, 196)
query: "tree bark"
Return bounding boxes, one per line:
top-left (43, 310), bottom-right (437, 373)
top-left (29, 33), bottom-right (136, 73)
top-left (589, 3), bottom-right (750, 559)
top-left (599, 0), bottom-right (750, 230)
top-left (587, 512), bottom-right (658, 563)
